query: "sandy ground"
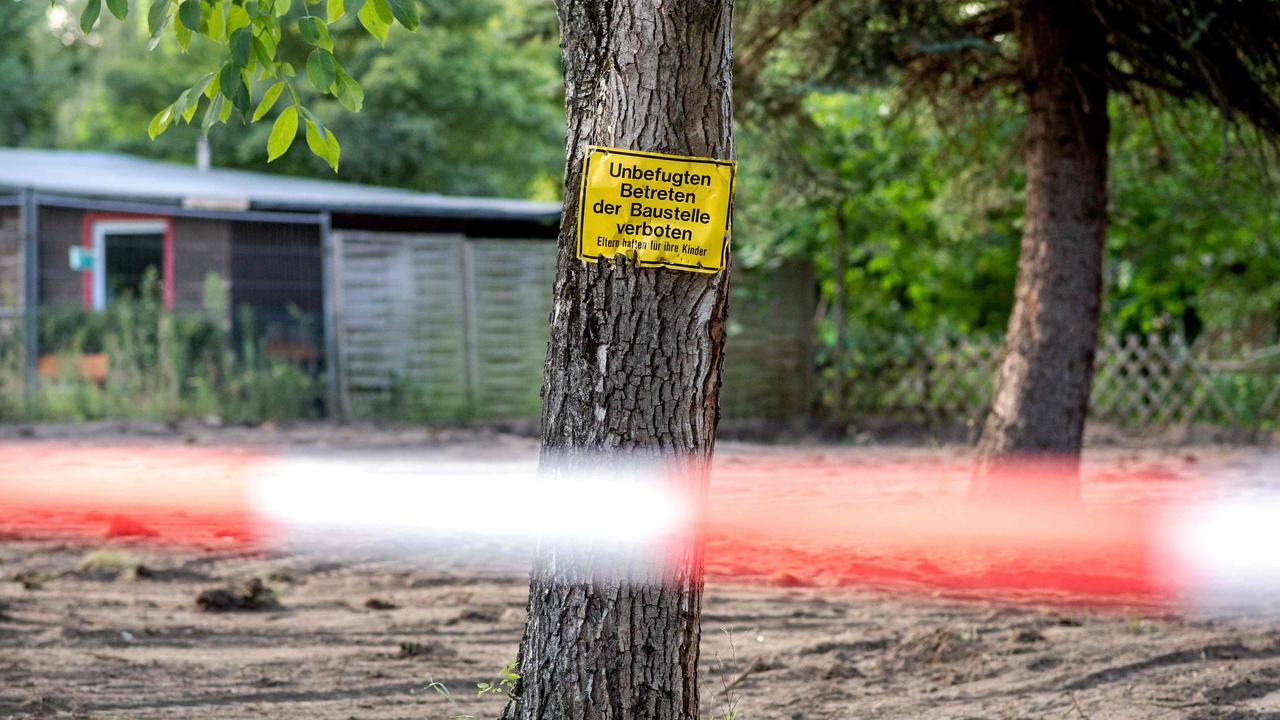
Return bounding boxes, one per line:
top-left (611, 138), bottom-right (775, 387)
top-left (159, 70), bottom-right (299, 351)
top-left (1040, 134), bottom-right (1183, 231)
top-left (2, 424), bottom-right (1280, 719)
top-left (5, 539), bottom-right (1280, 720)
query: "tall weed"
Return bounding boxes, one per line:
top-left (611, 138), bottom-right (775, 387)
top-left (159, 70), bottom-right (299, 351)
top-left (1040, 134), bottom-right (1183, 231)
top-left (7, 270), bottom-right (321, 423)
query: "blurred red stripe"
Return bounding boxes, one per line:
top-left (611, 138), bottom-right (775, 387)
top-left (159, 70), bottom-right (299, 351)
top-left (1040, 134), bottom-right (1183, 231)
top-left (0, 443), bottom-right (266, 545)
top-left (0, 443), bottom-right (1181, 603)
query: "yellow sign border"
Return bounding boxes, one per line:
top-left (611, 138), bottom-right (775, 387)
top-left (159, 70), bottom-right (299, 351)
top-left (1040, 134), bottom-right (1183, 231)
top-left (575, 145), bottom-right (737, 274)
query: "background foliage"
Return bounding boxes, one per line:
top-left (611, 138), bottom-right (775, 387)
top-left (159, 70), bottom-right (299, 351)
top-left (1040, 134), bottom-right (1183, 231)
top-left (5, 0), bottom-right (564, 198)
top-left (0, 0), bottom-right (1276, 422)
top-left (2, 271), bottom-right (319, 422)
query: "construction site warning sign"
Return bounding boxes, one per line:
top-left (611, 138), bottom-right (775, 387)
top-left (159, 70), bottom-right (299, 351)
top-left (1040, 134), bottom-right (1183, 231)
top-left (576, 146), bottom-right (736, 274)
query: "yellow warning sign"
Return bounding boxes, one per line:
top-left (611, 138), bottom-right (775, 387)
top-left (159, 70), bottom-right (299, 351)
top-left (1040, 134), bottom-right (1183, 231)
top-left (576, 146), bottom-right (736, 274)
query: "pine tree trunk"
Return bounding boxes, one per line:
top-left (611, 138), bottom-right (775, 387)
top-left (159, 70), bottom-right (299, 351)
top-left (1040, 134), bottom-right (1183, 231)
top-left (504, 2), bottom-right (734, 719)
top-left (975, 0), bottom-right (1109, 491)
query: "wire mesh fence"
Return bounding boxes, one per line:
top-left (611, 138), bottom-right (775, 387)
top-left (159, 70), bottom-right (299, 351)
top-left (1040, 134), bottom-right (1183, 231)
top-left (0, 205), bottom-right (329, 422)
top-left (834, 331), bottom-right (1280, 433)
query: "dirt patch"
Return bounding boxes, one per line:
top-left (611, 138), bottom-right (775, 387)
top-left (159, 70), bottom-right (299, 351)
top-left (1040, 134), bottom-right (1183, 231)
top-left (892, 627), bottom-right (982, 667)
top-left (195, 578), bottom-right (282, 612)
top-left (3, 537), bottom-right (1280, 719)
top-left (398, 640), bottom-right (457, 660)
top-left (2, 431), bottom-right (1280, 718)
top-left (1201, 672), bottom-right (1280, 705)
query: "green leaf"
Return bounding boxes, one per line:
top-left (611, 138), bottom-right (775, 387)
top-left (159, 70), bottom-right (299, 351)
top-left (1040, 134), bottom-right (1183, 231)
top-left (384, 0), bottom-right (416, 30)
top-left (325, 0), bottom-right (342, 22)
top-left (177, 0), bottom-right (201, 31)
top-left (205, 0), bottom-right (225, 39)
top-left (105, 0), bottom-right (128, 21)
top-left (179, 75), bottom-right (213, 122)
top-left (146, 0), bottom-right (168, 35)
top-left (324, 129), bottom-right (340, 171)
top-left (191, 72), bottom-right (215, 97)
top-left (226, 3), bottom-right (249, 31)
top-left (229, 27), bottom-right (252, 66)
top-left (303, 117), bottom-right (324, 156)
top-left (146, 28), bottom-right (164, 51)
top-left (334, 69), bottom-right (362, 112)
top-left (175, 20), bottom-right (191, 50)
top-left (344, 0), bottom-right (363, 17)
top-left (80, 0), bottom-right (102, 33)
top-left (268, 105), bottom-right (298, 161)
top-left (251, 37), bottom-right (275, 75)
top-left (254, 25), bottom-right (278, 56)
top-left (357, 0), bottom-right (389, 43)
top-left (297, 16), bottom-right (332, 50)
top-left (201, 94), bottom-right (223, 136)
top-left (253, 81), bottom-right (285, 121)
top-left (218, 63), bottom-right (250, 114)
top-left (147, 104), bottom-right (173, 139)
top-left (272, 0), bottom-right (291, 16)
top-left (181, 95), bottom-right (202, 123)
top-left (279, 61), bottom-right (295, 78)
top-left (304, 118), bottom-right (339, 172)
top-left (305, 48), bottom-right (337, 94)
top-left (204, 71), bottom-right (220, 99)
top-left (173, 89), bottom-right (193, 120)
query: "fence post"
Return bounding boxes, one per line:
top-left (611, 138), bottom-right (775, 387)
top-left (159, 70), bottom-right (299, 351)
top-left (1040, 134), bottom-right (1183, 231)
top-left (318, 212), bottom-right (342, 420)
top-left (21, 190), bottom-right (38, 407)
top-left (459, 238), bottom-right (479, 414)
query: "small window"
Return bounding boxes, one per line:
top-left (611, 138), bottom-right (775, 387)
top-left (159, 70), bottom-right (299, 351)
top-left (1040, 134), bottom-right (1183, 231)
top-left (92, 220), bottom-right (168, 310)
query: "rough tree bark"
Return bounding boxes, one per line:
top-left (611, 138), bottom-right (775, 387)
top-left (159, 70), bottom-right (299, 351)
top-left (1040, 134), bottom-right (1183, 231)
top-left (503, 1), bottom-right (734, 719)
top-left (974, 0), bottom-right (1109, 491)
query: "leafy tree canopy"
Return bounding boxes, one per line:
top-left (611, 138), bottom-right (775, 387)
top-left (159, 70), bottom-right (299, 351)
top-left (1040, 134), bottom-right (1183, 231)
top-left (738, 0), bottom-right (1280, 141)
top-left (732, 0), bottom-right (1280, 347)
top-left (32, 0), bottom-right (564, 194)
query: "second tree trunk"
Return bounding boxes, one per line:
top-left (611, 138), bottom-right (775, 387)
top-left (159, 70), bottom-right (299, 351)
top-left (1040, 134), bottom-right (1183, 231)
top-left (976, 0), bottom-right (1109, 488)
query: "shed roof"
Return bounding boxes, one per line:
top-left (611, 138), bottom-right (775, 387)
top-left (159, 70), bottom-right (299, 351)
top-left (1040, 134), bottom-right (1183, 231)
top-left (0, 147), bottom-right (561, 222)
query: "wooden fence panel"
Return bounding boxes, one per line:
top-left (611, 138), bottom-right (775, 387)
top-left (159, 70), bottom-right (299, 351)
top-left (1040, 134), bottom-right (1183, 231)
top-left (0, 209), bottom-right (21, 338)
top-left (335, 231), bottom-right (469, 419)
top-left (467, 239), bottom-right (556, 419)
top-left (334, 231), bottom-right (817, 423)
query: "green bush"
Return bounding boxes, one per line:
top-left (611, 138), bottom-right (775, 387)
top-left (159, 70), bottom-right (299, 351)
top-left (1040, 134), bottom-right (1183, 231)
top-left (0, 324), bottom-right (23, 420)
top-left (13, 270), bottom-right (322, 424)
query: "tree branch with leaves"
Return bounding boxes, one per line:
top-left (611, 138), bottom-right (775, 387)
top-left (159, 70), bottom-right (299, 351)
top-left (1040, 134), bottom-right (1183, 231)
top-left (76, 0), bottom-right (420, 170)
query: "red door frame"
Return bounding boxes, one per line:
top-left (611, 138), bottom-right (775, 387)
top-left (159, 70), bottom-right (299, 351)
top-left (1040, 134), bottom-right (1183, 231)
top-left (81, 212), bottom-right (175, 310)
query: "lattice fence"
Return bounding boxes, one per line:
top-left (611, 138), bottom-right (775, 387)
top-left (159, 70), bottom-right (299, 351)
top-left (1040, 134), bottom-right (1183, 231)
top-left (836, 331), bottom-right (1280, 431)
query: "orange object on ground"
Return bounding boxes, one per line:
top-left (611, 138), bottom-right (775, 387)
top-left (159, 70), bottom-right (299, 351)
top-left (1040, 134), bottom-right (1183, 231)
top-left (36, 353), bottom-right (110, 383)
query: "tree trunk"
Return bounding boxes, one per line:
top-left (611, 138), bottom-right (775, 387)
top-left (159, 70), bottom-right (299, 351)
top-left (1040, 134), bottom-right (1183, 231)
top-left (974, 0), bottom-right (1109, 493)
top-left (504, 2), bottom-right (734, 719)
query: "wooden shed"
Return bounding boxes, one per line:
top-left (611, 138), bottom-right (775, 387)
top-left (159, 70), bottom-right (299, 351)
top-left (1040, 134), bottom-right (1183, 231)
top-left (0, 148), bottom-right (813, 423)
